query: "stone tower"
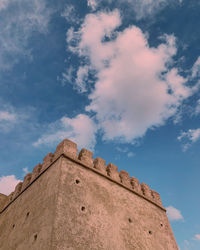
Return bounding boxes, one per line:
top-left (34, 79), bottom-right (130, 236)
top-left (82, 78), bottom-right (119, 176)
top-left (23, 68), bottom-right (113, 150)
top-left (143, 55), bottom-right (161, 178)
top-left (0, 139), bottom-right (178, 250)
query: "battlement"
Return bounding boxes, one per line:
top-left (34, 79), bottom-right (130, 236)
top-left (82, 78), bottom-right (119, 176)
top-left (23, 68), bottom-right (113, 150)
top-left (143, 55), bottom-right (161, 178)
top-left (0, 138), bottom-right (164, 213)
top-left (0, 138), bottom-right (179, 250)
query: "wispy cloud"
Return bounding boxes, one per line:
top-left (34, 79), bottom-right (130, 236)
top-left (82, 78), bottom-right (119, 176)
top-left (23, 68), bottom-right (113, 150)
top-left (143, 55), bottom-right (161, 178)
top-left (87, 0), bottom-right (181, 20)
top-left (0, 111), bottom-right (16, 122)
top-left (0, 105), bottom-right (19, 132)
top-left (178, 128), bottom-right (200, 151)
top-left (0, 0), bottom-right (53, 70)
top-left (116, 146), bottom-right (135, 158)
top-left (166, 206), bottom-right (184, 221)
top-left (75, 66), bottom-right (90, 93)
top-left (61, 4), bottom-right (80, 24)
top-left (191, 56), bottom-right (200, 79)
top-left (194, 99), bottom-right (200, 116)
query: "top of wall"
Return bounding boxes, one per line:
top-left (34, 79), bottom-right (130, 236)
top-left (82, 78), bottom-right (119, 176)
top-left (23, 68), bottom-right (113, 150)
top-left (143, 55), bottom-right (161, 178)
top-left (0, 139), bottom-right (165, 213)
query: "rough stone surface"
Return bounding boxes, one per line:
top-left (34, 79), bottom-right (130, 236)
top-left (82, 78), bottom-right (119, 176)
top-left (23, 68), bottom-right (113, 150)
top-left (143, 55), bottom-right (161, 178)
top-left (0, 158), bottom-right (62, 250)
top-left (52, 158), bottom-right (178, 250)
top-left (0, 194), bottom-right (8, 211)
top-left (0, 139), bottom-right (178, 250)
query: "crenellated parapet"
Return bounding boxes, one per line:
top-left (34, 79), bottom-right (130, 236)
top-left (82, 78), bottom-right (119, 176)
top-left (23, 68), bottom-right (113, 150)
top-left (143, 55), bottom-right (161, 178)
top-left (0, 193), bottom-right (8, 211)
top-left (0, 138), bottom-right (164, 212)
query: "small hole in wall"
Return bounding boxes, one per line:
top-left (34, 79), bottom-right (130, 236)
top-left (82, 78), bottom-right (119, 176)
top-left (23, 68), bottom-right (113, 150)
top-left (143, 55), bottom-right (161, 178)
top-left (81, 206), bottom-right (85, 212)
top-left (12, 224), bottom-right (15, 229)
top-left (149, 231), bottom-right (152, 235)
top-left (34, 234), bottom-right (37, 241)
top-left (128, 218), bottom-right (132, 223)
top-left (160, 223), bottom-right (163, 227)
top-left (75, 179), bottom-right (80, 184)
top-left (26, 212), bottom-right (30, 217)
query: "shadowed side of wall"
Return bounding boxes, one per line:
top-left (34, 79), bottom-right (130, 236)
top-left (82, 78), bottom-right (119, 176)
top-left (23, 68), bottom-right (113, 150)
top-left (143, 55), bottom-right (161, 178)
top-left (0, 158), bottom-right (62, 250)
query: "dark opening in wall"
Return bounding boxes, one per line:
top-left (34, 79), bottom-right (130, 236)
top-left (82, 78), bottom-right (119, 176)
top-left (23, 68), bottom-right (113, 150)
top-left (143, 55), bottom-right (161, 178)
top-left (26, 212), bottom-right (30, 218)
top-left (160, 223), bottom-right (163, 227)
top-left (75, 179), bottom-right (80, 184)
top-left (34, 234), bottom-right (37, 241)
top-left (128, 218), bottom-right (132, 223)
top-left (12, 224), bottom-right (15, 229)
top-left (81, 206), bottom-right (85, 212)
top-left (149, 231), bottom-right (152, 235)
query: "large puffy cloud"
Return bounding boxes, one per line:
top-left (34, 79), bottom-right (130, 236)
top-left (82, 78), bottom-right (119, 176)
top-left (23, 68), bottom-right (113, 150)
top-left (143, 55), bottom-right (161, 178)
top-left (33, 114), bottom-right (97, 150)
top-left (68, 10), bottom-right (196, 143)
top-left (0, 175), bottom-right (21, 195)
top-left (166, 206), bottom-right (183, 221)
top-left (0, 0), bottom-right (53, 70)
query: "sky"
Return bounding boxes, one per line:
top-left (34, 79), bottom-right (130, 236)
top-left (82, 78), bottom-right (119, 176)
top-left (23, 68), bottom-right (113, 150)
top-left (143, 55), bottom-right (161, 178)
top-left (0, 0), bottom-right (200, 248)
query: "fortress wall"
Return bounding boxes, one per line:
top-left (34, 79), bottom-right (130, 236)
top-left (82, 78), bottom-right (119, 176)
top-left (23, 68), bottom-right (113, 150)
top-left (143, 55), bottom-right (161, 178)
top-left (52, 155), bottom-right (178, 250)
top-left (0, 194), bottom-right (7, 211)
top-left (0, 139), bottom-right (178, 250)
top-left (0, 157), bottom-right (62, 250)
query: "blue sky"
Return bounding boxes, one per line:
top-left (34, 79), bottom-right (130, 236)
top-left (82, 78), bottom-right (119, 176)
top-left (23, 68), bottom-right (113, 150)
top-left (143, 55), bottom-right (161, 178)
top-left (0, 0), bottom-right (200, 248)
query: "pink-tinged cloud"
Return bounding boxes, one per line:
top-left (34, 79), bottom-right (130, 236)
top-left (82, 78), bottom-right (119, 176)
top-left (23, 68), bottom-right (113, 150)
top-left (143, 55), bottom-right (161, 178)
top-left (67, 10), bottom-right (197, 143)
top-left (33, 114), bottom-right (97, 150)
top-left (166, 206), bottom-right (183, 221)
top-left (0, 175), bottom-right (21, 195)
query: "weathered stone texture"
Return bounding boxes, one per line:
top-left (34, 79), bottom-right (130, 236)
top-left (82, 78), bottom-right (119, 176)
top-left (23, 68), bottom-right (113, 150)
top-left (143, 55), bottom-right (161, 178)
top-left (0, 158), bottom-right (62, 250)
top-left (0, 194), bottom-right (8, 211)
top-left (52, 157), bottom-right (178, 250)
top-left (0, 139), bottom-right (178, 250)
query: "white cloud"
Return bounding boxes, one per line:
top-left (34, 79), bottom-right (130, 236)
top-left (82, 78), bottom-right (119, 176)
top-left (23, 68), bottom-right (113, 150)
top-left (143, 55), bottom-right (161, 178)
top-left (0, 175), bottom-right (21, 195)
top-left (178, 128), bottom-right (200, 151)
top-left (194, 234), bottom-right (200, 241)
top-left (0, 0), bottom-right (53, 70)
top-left (166, 206), bottom-right (183, 221)
top-left (33, 114), bottom-right (97, 150)
top-left (67, 10), bottom-right (197, 144)
top-left (87, 0), bottom-right (98, 11)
